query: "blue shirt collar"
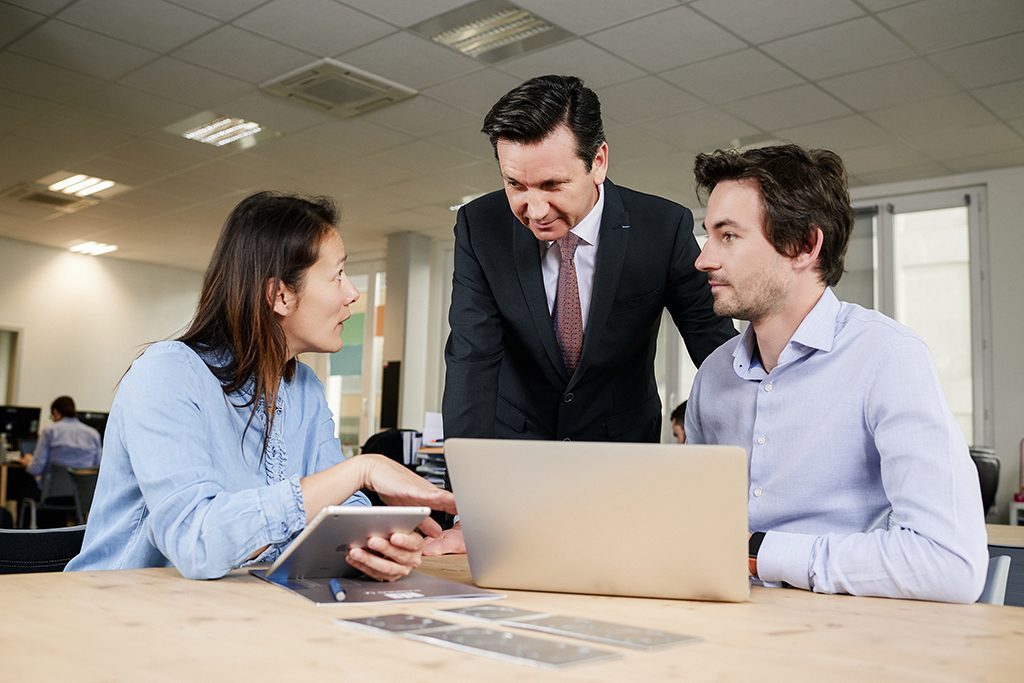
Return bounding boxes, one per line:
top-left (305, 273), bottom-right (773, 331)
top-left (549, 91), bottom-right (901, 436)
top-left (733, 287), bottom-right (839, 379)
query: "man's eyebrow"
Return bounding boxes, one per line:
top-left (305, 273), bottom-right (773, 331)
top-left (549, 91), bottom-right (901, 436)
top-left (706, 218), bottom-right (741, 231)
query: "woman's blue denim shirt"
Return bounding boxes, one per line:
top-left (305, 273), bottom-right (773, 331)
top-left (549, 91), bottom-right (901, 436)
top-left (66, 341), bottom-right (368, 579)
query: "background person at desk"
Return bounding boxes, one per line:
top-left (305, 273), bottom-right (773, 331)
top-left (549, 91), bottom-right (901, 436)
top-left (67, 192), bottom-right (455, 580)
top-left (6, 395), bottom-right (100, 504)
top-left (432, 76), bottom-right (736, 554)
top-left (670, 401), bottom-right (687, 444)
top-left (686, 144), bottom-right (988, 603)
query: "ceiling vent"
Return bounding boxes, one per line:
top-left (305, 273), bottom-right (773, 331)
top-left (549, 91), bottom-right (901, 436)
top-left (410, 0), bottom-right (572, 64)
top-left (1, 184), bottom-right (99, 214)
top-left (261, 59), bottom-right (417, 117)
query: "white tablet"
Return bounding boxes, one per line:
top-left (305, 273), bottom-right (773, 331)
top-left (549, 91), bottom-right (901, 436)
top-left (266, 505), bottom-right (430, 580)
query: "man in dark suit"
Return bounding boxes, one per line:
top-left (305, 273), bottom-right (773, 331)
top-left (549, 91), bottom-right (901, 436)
top-left (426, 75), bottom-right (735, 553)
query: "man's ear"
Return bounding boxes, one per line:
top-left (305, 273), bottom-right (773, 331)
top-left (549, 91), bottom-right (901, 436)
top-left (267, 278), bottom-right (294, 317)
top-left (792, 227), bottom-right (824, 274)
top-left (591, 141), bottom-right (609, 185)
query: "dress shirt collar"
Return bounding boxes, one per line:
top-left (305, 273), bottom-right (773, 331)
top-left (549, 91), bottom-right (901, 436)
top-left (543, 182), bottom-right (604, 250)
top-left (733, 287), bottom-right (840, 379)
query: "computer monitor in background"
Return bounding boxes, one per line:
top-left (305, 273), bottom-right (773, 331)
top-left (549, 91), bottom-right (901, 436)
top-left (78, 411), bottom-right (109, 443)
top-left (0, 405), bottom-right (41, 451)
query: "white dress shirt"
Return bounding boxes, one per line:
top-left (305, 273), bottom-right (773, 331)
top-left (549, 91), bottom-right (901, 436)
top-left (541, 183), bottom-right (604, 331)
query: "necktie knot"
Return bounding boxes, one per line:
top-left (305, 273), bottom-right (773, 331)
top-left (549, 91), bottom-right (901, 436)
top-left (557, 232), bottom-right (581, 263)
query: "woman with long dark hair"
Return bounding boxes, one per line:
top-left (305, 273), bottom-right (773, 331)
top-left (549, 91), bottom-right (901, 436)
top-left (67, 192), bottom-right (455, 580)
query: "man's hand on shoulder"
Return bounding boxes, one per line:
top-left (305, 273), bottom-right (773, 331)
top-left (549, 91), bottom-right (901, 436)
top-left (422, 523), bottom-right (467, 556)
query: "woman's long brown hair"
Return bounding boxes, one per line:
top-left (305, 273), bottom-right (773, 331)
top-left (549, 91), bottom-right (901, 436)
top-left (177, 191), bottom-right (337, 454)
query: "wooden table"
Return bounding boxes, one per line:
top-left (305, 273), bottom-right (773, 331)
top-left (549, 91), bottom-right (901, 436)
top-left (2, 553), bottom-right (1022, 682)
top-left (987, 523), bottom-right (1024, 548)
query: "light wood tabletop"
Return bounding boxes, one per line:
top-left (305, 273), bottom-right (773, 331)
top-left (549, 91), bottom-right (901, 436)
top-left (986, 523), bottom-right (1024, 548)
top-left (1, 551), bottom-right (1022, 682)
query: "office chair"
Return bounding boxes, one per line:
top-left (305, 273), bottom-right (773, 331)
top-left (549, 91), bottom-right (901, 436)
top-left (978, 555), bottom-right (1011, 606)
top-left (19, 466), bottom-right (81, 529)
top-left (0, 524), bottom-right (86, 574)
top-left (68, 467), bottom-right (99, 523)
top-left (969, 447), bottom-right (1000, 516)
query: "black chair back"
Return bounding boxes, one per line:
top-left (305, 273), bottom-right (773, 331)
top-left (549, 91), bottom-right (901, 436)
top-left (0, 524), bottom-right (86, 574)
top-left (969, 447), bottom-right (1000, 515)
top-left (69, 468), bottom-right (99, 522)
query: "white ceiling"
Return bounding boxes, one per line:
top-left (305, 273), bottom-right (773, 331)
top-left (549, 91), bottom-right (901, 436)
top-left (1, 0), bottom-right (1023, 271)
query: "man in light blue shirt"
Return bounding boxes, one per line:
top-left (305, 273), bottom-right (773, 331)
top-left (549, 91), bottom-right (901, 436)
top-left (22, 396), bottom-right (101, 477)
top-left (686, 144), bottom-right (987, 603)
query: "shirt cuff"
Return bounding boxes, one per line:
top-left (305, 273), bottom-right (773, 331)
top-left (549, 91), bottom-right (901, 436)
top-left (256, 474), bottom-right (307, 543)
top-left (756, 530), bottom-right (817, 591)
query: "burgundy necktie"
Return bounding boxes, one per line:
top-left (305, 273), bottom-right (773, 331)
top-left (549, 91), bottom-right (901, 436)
top-left (555, 232), bottom-right (584, 375)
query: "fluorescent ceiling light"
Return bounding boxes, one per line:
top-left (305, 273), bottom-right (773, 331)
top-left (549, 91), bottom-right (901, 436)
top-left (70, 241), bottom-right (118, 256)
top-left (182, 115), bottom-right (263, 146)
top-left (47, 173), bottom-right (118, 197)
top-left (411, 0), bottom-right (572, 64)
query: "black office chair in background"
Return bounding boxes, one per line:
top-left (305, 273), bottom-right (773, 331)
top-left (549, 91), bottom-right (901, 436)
top-left (0, 524), bottom-right (86, 574)
top-left (969, 447), bottom-right (1000, 517)
top-left (19, 466), bottom-right (82, 529)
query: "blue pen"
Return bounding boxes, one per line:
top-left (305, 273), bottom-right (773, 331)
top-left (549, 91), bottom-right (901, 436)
top-left (329, 578), bottom-right (346, 602)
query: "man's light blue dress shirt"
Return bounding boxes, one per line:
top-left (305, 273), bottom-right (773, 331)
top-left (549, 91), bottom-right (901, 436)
top-left (686, 288), bottom-right (987, 603)
top-left (66, 342), bottom-right (368, 579)
top-left (27, 416), bottom-right (101, 477)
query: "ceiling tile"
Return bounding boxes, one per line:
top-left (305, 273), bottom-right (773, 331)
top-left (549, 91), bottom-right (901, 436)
top-left (0, 52), bottom-right (104, 103)
top-left (857, 0), bottom-right (917, 10)
top-left (973, 79), bottom-right (1024, 120)
top-left (841, 143), bottom-right (934, 174)
top-left (942, 146), bottom-right (1024, 173)
top-left (691, 0), bottom-right (864, 44)
top-left (615, 151), bottom-right (697, 197)
top-left (0, 3), bottom-right (46, 46)
top-left (600, 77), bottom-right (705, 125)
top-left (2, 0), bottom-right (74, 15)
top-left (607, 125), bottom-right (684, 163)
top-left (857, 162), bottom-right (950, 185)
top-left (234, 0), bottom-right (394, 57)
top-left (642, 108), bottom-right (760, 151)
top-left (379, 174), bottom-right (475, 207)
top-left (929, 32), bottom-right (1024, 88)
top-left (71, 156), bottom-right (169, 187)
top-left (57, 0), bottom-right (218, 53)
top-left (338, 0), bottom-right (474, 27)
top-left (761, 17), bottom-right (914, 80)
top-left (513, 0), bottom-right (677, 35)
top-left (439, 160), bottom-right (500, 192)
top-left (659, 49), bottom-right (803, 104)
top-left (773, 114), bottom-right (895, 151)
top-left (866, 93), bottom-right (996, 137)
top-left (367, 140), bottom-right (482, 174)
top-left (160, 0), bottom-right (266, 21)
top-left (172, 25), bottom-right (314, 84)
top-left (339, 31), bottom-right (480, 89)
top-left (18, 108), bottom-right (142, 161)
top-left (821, 59), bottom-right (959, 110)
top-left (904, 122), bottom-right (1024, 160)
top-left (304, 156), bottom-right (419, 190)
top-left (361, 95), bottom-right (479, 138)
top-left (294, 119), bottom-right (414, 155)
top-left (237, 136), bottom-right (361, 173)
top-left (422, 69), bottom-right (522, 116)
top-left (590, 6), bottom-right (745, 72)
top-left (878, 0), bottom-right (1024, 53)
top-left (119, 57), bottom-right (254, 109)
top-left (723, 84), bottom-right (851, 130)
top-left (1008, 116), bottom-right (1024, 137)
top-left (0, 103), bottom-right (33, 134)
top-left (9, 19), bottom-right (158, 80)
top-left (73, 83), bottom-right (197, 130)
top-left (496, 39), bottom-right (644, 89)
top-left (0, 86), bottom-right (59, 114)
top-left (430, 128), bottom-right (494, 161)
top-left (103, 138), bottom-right (211, 175)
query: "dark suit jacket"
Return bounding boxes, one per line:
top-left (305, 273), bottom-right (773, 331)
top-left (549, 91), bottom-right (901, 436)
top-left (443, 179), bottom-right (736, 442)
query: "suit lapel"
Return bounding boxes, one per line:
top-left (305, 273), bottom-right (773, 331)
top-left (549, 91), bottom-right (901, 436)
top-left (569, 180), bottom-right (629, 391)
top-left (513, 216), bottom-right (568, 382)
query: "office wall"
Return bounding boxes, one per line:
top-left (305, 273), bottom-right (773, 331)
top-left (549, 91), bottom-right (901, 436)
top-left (854, 165), bottom-right (1024, 522)
top-left (0, 236), bottom-right (201, 414)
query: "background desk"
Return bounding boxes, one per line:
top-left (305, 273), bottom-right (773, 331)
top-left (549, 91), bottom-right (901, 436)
top-left (2, 552), bottom-right (1022, 681)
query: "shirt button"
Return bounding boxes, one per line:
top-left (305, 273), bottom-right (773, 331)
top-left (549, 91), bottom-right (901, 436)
top-left (756, 435), bottom-right (766, 445)
top-left (563, 437), bottom-right (571, 441)
top-left (563, 393), bottom-right (574, 403)
top-left (753, 487), bottom-right (763, 497)
top-left (764, 382), bottom-right (774, 392)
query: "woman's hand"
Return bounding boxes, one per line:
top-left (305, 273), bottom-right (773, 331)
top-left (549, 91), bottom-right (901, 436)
top-left (358, 454), bottom-right (457, 535)
top-left (346, 530), bottom-right (425, 581)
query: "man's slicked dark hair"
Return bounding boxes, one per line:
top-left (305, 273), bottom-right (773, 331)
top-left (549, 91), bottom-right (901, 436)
top-left (693, 144), bottom-right (854, 287)
top-left (481, 75), bottom-right (605, 170)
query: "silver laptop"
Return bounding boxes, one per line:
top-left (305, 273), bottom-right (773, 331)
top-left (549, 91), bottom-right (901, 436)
top-left (445, 438), bottom-right (750, 602)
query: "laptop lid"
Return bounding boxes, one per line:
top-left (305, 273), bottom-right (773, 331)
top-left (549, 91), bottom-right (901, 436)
top-left (445, 438), bottom-right (749, 602)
